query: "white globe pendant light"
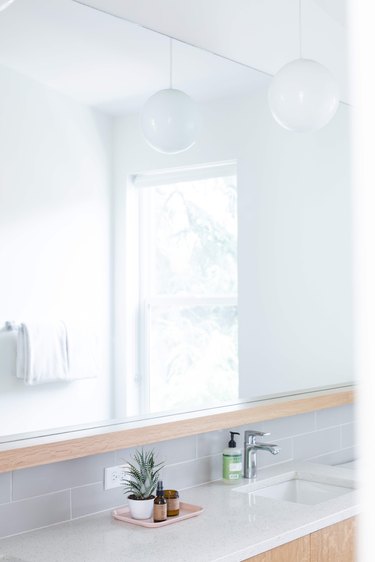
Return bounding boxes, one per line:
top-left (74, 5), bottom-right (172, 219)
top-left (141, 39), bottom-right (198, 154)
top-left (141, 88), bottom-right (197, 154)
top-left (268, 0), bottom-right (339, 132)
top-left (0, 0), bottom-right (15, 12)
top-left (269, 59), bottom-right (339, 132)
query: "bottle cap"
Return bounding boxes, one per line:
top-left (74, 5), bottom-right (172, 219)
top-left (228, 431), bottom-right (240, 448)
top-left (156, 480), bottom-right (164, 496)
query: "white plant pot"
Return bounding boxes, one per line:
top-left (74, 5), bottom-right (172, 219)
top-left (127, 496), bottom-right (155, 520)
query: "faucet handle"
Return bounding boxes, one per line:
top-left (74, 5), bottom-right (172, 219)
top-left (244, 430), bottom-right (270, 444)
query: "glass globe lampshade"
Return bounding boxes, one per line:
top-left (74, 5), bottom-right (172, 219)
top-left (0, 0), bottom-right (15, 12)
top-left (141, 88), bottom-right (198, 154)
top-left (268, 58), bottom-right (340, 132)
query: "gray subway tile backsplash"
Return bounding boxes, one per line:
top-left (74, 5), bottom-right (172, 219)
top-left (260, 412), bottom-right (316, 439)
top-left (307, 446), bottom-right (356, 467)
top-left (163, 454), bottom-right (222, 491)
top-left (316, 403), bottom-right (355, 429)
top-left (0, 491), bottom-right (70, 539)
top-left (0, 404), bottom-right (357, 539)
top-left (0, 472), bottom-right (11, 505)
top-left (341, 422), bottom-right (356, 449)
top-left (71, 482), bottom-right (125, 519)
top-left (196, 430), bottom-right (227, 458)
top-left (293, 426), bottom-right (341, 460)
top-left (115, 435), bottom-right (197, 467)
top-left (12, 452), bottom-right (116, 501)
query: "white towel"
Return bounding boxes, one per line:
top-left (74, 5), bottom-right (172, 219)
top-left (16, 321), bottom-right (69, 385)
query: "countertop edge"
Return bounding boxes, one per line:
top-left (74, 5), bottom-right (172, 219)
top-left (214, 505), bottom-right (359, 561)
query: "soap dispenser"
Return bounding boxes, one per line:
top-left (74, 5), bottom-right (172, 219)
top-left (222, 431), bottom-right (242, 482)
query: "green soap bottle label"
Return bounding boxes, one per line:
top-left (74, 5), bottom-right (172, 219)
top-left (223, 454), bottom-right (242, 480)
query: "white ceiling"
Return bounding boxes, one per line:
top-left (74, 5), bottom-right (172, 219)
top-left (76, 0), bottom-right (350, 104)
top-left (0, 0), bottom-right (269, 115)
top-left (313, 0), bottom-right (347, 26)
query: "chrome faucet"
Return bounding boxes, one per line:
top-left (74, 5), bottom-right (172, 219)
top-left (244, 430), bottom-right (280, 479)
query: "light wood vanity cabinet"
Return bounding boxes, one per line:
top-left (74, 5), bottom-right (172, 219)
top-left (243, 517), bottom-right (357, 562)
top-left (310, 517), bottom-right (357, 562)
top-left (245, 536), bottom-right (310, 562)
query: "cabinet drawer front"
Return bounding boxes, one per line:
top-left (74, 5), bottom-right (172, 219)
top-left (311, 517), bottom-right (357, 562)
top-left (244, 517), bottom-right (357, 562)
top-left (243, 536), bottom-right (310, 562)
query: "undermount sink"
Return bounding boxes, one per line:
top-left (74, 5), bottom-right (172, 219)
top-left (235, 472), bottom-right (354, 506)
top-left (252, 478), bottom-right (351, 505)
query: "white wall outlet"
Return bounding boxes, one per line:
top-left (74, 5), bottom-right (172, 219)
top-left (104, 464), bottom-right (128, 490)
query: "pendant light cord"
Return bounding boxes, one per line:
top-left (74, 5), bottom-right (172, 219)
top-left (299, 0), bottom-right (302, 58)
top-left (169, 38), bottom-right (173, 89)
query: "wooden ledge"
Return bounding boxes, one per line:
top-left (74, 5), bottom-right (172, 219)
top-left (0, 387), bottom-right (355, 473)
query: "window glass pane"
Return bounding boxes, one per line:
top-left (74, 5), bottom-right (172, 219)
top-left (152, 175), bottom-right (237, 296)
top-left (149, 304), bottom-right (238, 412)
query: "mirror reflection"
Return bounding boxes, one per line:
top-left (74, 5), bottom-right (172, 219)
top-left (0, 0), bottom-right (353, 440)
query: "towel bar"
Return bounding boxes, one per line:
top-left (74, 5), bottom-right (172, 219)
top-left (4, 321), bottom-right (19, 331)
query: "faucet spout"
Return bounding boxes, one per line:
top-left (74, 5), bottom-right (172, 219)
top-left (253, 443), bottom-right (280, 455)
top-left (243, 431), bottom-right (280, 479)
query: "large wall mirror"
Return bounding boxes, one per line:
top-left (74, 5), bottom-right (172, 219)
top-left (0, 0), bottom-right (353, 443)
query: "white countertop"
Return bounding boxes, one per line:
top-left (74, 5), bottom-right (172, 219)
top-left (0, 462), bottom-right (358, 562)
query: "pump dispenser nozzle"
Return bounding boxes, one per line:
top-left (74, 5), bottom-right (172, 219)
top-left (228, 431), bottom-right (240, 448)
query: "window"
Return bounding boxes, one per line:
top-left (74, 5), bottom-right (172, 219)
top-left (129, 163), bottom-right (238, 415)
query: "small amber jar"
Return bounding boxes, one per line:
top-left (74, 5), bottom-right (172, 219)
top-left (164, 489), bottom-right (180, 517)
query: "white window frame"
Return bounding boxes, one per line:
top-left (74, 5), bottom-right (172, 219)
top-left (121, 162), bottom-right (237, 417)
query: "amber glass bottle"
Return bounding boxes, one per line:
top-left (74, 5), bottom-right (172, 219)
top-left (164, 489), bottom-right (180, 517)
top-left (153, 481), bottom-right (167, 522)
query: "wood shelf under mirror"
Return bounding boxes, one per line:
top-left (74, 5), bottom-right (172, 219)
top-left (0, 387), bottom-right (354, 473)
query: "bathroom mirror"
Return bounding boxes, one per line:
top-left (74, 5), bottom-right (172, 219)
top-left (0, 0), bottom-right (353, 441)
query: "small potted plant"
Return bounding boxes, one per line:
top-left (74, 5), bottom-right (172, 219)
top-left (122, 448), bottom-right (165, 520)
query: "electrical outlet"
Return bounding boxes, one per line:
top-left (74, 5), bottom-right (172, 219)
top-left (104, 464), bottom-right (128, 490)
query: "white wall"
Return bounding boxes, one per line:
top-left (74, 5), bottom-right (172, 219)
top-left (238, 92), bottom-right (353, 397)
top-left (113, 88), bottom-right (353, 407)
top-left (0, 65), bottom-right (113, 435)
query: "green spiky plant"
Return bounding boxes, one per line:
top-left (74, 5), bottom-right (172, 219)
top-left (122, 449), bottom-right (165, 500)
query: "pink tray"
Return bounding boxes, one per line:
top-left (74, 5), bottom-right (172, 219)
top-left (112, 502), bottom-right (204, 528)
